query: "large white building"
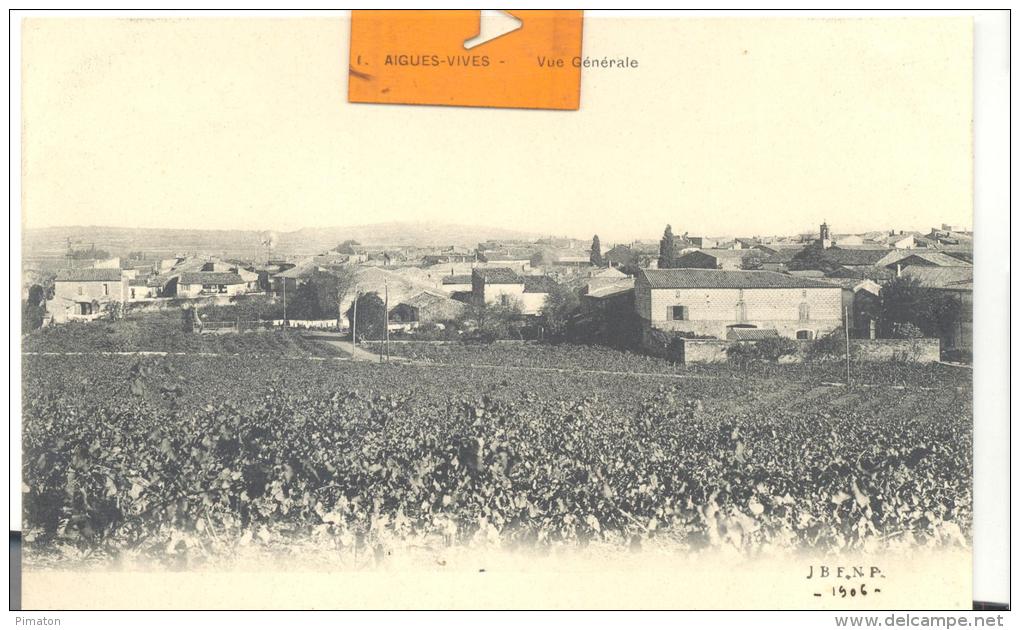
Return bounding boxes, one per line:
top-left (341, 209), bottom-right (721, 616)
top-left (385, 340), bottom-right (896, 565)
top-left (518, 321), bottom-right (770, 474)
top-left (635, 268), bottom-right (843, 340)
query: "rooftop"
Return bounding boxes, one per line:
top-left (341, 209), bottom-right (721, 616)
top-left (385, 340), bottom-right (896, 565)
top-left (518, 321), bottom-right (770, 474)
top-left (179, 271), bottom-right (244, 285)
top-left (522, 275), bottom-right (560, 294)
top-left (901, 266), bottom-right (973, 291)
top-left (637, 268), bottom-right (837, 290)
top-left (54, 268), bottom-right (123, 282)
top-left (472, 267), bottom-right (521, 284)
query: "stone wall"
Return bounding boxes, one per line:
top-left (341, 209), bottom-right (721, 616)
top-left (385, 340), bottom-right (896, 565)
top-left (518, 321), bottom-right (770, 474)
top-left (671, 337), bottom-right (941, 364)
top-left (850, 338), bottom-right (941, 363)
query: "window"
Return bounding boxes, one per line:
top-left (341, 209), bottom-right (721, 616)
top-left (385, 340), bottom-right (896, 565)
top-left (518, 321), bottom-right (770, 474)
top-left (103, 283), bottom-right (109, 296)
top-left (798, 303), bottom-right (810, 321)
top-left (670, 306), bottom-right (688, 320)
top-left (735, 301), bottom-right (747, 323)
top-left (130, 288), bottom-right (135, 299)
top-left (796, 330), bottom-right (815, 340)
top-left (77, 286), bottom-right (83, 296)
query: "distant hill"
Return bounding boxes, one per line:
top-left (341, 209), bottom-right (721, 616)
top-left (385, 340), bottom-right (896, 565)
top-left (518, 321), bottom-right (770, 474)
top-left (277, 222), bottom-right (541, 251)
top-left (22, 222), bottom-right (544, 260)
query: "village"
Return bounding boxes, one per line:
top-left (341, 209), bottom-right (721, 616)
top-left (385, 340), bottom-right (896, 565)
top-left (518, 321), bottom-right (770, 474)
top-left (22, 221), bottom-right (974, 364)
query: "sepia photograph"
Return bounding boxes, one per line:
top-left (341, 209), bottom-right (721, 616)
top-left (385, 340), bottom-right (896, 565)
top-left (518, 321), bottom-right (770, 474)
top-left (9, 9), bottom-right (1010, 617)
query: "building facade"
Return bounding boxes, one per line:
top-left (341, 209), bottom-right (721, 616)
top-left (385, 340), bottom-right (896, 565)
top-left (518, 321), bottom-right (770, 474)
top-left (48, 268), bottom-right (128, 323)
top-left (635, 269), bottom-right (843, 340)
top-left (177, 272), bottom-right (247, 297)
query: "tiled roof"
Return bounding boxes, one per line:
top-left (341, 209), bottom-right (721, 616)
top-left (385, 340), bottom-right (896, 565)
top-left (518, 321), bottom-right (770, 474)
top-left (727, 328), bottom-right (780, 340)
top-left (179, 271), bottom-right (244, 285)
top-left (902, 266), bottom-right (973, 291)
top-left (890, 252), bottom-right (972, 268)
top-left (586, 283), bottom-right (634, 299)
top-left (54, 268), bottom-right (123, 282)
top-left (637, 268), bottom-right (837, 290)
top-left (473, 267), bottom-right (521, 284)
top-left (522, 275), bottom-right (560, 294)
top-left (816, 248), bottom-right (892, 266)
top-left (272, 259), bottom-right (318, 279)
top-left (441, 274), bottom-right (473, 285)
top-left (762, 249), bottom-right (802, 263)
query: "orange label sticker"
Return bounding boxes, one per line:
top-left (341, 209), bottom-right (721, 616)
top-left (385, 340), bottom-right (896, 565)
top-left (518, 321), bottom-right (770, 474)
top-left (348, 10), bottom-right (583, 110)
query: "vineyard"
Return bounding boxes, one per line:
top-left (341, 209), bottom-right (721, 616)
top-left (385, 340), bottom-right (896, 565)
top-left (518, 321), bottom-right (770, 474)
top-left (22, 351), bottom-right (972, 568)
top-left (362, 341), bottom-right (969, 388)
top-left (22, 315), bottom-right (344, 357)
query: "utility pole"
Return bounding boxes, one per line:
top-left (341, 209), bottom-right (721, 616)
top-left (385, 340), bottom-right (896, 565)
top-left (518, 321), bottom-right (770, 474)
top-left (282, 280), bottom-right (287, 327)
top-left (844, 306), bottom-right (852, 385)
top-left (352, 292), bottom-right (358, 348)
top-left (384, 281), bottom-right (390, 362)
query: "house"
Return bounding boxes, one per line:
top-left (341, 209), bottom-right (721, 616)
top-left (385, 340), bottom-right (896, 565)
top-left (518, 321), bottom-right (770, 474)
top-left (270, 259), bottom-right (319, 297)
top-left (440, 274), bottom-right (474, 294)
top-left (877, 251), bottom-right (972, 275)
top-left (176, 271), bottom-right (247, 297)
top-left (472, 267), bottom-right (524, 308)
top-left (477, 251), bottom-right (532, 272)
top-left (758, 245), bottom-right (805, 272)
top-left (834, 234), bottom-right (865, 246)
top-left (603, 244), bottom-right (638, 269)
top-left (816, 277), bottom-right (883, 339)
top-left (686, 236), bottom-right (719, 249)
top-left (339, 267), bottom-right (439, 326)
top-left (127, 277), bottom-right (161, 302)
top-left (634, 268), bottom-right (843, 340)
top-left (389, 291), bottom-right (466, 326)
top-left (520, 275), bottom-right (560, 315)
top-left (586, 267), bottom-right (631, 292)
top-left (470, 268), bottom-right (558, 315)
top-left (674, 249), bottom-right (762, 271)
top-left (47, 268), bottom-right (128, 323)
top-left (825, 265), bottom-right (896, 282)
top-left (901, 266), bottom-right (973, 350)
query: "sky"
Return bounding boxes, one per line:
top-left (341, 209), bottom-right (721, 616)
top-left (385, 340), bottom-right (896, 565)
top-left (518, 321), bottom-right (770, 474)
top-left (21, 16), bottom-right (973, 242)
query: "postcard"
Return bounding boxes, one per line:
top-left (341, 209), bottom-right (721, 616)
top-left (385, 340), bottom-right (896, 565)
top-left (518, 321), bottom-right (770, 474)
top-left (15, 12), bottom-right (983, 611)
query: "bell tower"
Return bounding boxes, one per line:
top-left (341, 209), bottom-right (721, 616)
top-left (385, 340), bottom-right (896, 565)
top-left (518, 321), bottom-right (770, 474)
top-left (819, 221), bottom-right (832, 249)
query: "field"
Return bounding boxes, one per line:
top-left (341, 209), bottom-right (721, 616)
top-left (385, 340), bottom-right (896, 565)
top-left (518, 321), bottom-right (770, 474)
top-left (23, 314), bottom-right (344, 357)
top-left (21, 335), bottom-right (973, 569)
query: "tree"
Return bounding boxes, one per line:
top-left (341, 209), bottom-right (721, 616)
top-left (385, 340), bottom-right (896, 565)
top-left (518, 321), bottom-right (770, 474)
top-left (21, 284), bottom-right (49, 332)
top-left (345, 291), bottom-right (386, 340)
top-left (878, 276), bottom-right (925, 338)
top-left (309, 266), bottom-right (358, 326)
top-left (658, 225), bottom-right (676, 269)
top-left (287, 281), bottom-right (321, 320)
top-left (590, 235), bottom-right (603, 267)
top-left (453, 300), bottom-right (523, 341)
top-left (540, 282), bottom-right (580, 337)
top-left (918, 291), bottom-right (963, 344)
top-left (788, 245), bottom-right (832, 273)
top-left (879, 275), bottom-right (963, 342)
top-left (740, 250), bottom-right (766, 270)
top-left (27, 284), bottom-right (46, 308)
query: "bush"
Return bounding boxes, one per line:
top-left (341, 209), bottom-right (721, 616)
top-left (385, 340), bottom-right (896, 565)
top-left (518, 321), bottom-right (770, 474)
top-left (754, 337), bottom-right (798, 361)
top-left (892, 322), bottom-right (924, 339)
top-left (942, 348), bottom-right (972, 364)
top-left (727, 337), bottom-right (798, 367)
top-left (806, 328), bottom-right (846, 361)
